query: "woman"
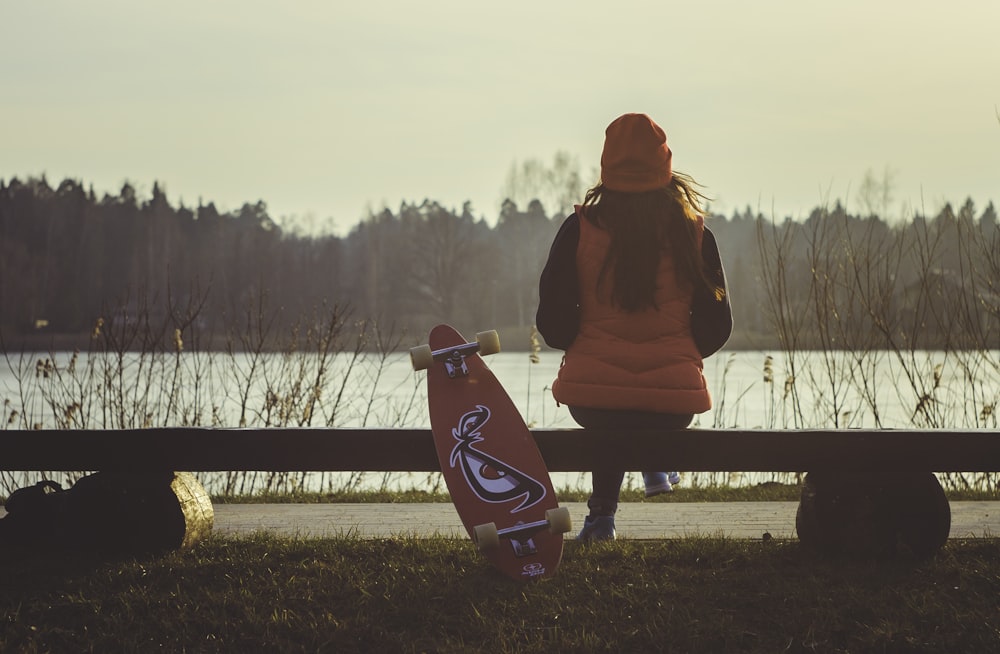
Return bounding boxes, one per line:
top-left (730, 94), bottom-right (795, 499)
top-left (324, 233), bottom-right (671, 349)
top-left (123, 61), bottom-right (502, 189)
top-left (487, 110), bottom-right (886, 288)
top-left (536, 113), bottom-right (733, 541)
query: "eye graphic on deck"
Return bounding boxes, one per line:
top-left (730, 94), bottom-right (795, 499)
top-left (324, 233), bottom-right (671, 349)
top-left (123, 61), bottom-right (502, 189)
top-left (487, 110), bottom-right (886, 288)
top-left (450, 405), bottom-right (546, 513)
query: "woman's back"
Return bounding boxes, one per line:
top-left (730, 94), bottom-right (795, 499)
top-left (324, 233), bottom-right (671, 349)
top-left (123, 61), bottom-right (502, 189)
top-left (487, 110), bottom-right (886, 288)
top-left (535, 112), bottom-right (734, 541)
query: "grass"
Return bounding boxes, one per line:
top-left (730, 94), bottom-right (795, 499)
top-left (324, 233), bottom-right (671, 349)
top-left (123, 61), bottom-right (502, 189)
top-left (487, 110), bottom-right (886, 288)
top-left (1, 534), bottom-right (998, 653)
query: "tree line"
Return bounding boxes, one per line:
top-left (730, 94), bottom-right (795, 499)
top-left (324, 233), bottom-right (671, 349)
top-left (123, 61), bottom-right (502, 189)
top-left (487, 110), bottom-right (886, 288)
top-left (0, 175), bottom-right (996, 352)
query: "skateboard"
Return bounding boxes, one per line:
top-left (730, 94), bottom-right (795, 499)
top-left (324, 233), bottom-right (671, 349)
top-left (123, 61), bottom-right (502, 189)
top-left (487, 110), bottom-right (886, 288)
top-left (411, 324), bottom-right (571, 581)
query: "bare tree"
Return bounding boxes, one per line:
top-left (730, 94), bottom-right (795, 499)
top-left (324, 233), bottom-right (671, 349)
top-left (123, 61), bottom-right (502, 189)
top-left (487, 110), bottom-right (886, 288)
top-left (501, 150), bottom-right (585, 218)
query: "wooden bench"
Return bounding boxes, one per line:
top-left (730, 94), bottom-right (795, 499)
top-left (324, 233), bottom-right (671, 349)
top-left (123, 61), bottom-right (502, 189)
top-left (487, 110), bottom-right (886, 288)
top-left (2, 428), bottom-right (997, 473)
top-left (2, 428), bottom-right (994, 556)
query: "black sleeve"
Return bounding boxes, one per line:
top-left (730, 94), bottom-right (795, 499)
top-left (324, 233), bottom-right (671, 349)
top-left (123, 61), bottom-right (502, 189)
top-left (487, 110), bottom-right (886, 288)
top-left (535, 214), bottom-right (581, 350)
top-left (691, 226), bottom-right (733, 358)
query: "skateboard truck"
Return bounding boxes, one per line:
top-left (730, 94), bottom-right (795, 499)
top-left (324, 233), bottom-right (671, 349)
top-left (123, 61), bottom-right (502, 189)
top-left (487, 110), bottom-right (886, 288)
top-left (442, 348), bottom-right (472, 378)
top-left (511, 537), bottom-right (537, 557)
top-left (410, 330), bottom-right (502, 378)
top-left (472, 507), bottom-right (573, 554)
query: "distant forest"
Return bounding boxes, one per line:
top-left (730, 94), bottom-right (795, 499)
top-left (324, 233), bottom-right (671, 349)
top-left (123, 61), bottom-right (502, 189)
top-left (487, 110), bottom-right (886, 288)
top-left (1, 175), bottom-right (997, 352)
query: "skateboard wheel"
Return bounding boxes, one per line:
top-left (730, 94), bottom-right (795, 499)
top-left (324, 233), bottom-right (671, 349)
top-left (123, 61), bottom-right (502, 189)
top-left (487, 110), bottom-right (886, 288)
top-left (409, 344), bottom-right (433, 370)
top-left (546, 507), bottom-right (572, 535)
top-left (476, 330), bottom-right (501, 356)
top-left (473, 522), bottom-right (500, 551)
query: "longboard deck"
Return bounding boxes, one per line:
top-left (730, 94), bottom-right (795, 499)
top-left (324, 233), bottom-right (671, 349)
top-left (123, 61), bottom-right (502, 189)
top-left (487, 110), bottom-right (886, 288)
top-left (424, 324), bottom-right (565, 581)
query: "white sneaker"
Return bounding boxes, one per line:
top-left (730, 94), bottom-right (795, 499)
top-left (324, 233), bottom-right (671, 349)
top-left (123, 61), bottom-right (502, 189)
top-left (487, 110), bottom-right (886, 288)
top-left (643, 472), bottom-right (674, 497)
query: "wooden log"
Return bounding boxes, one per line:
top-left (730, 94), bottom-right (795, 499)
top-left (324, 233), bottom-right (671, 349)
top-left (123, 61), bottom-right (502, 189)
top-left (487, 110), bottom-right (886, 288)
top-left (796, 471), bottom-right (951, 558)
top-left (0, 471), bottom-right (213, 554)
top-left (0, 428), bottom-right (997, 473)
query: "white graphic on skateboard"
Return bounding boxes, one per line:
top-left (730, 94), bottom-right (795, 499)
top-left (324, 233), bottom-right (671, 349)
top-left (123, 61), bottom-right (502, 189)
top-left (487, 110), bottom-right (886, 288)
top-left (450, 405), bottom-right (547, 513)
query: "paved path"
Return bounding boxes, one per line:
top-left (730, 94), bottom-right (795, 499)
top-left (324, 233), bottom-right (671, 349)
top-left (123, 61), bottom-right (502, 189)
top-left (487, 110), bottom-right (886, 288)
top-left (213, 501), bottom-right (1000, 540)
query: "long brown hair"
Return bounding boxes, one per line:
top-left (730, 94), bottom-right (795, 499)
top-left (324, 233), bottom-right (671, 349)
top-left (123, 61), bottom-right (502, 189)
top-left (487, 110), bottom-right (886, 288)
top-left (581, 171), bottom-right (722, 312)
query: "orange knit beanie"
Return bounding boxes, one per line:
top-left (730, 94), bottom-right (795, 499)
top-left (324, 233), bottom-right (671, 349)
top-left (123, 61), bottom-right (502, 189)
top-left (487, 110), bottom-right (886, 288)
top-left (600, 113), bottom-right (673, 192)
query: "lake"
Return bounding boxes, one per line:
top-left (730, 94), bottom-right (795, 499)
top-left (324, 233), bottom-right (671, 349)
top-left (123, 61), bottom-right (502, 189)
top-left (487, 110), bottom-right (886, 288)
top-left (2, 348), bottom-right (996, 493)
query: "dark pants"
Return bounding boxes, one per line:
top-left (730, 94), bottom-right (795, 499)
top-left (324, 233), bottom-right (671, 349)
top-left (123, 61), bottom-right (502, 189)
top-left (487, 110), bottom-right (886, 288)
top-left (568, 406), bottom-right (693, 516)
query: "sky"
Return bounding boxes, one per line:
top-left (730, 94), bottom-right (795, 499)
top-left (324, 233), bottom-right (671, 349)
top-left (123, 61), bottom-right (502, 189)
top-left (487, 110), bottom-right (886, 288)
top-left (3, 0), bottom-right (998, 234)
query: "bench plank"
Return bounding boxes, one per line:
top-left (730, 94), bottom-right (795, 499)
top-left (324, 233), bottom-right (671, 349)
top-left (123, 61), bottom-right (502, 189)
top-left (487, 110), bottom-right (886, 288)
top-left (1, 429), bottom-right (997, 472)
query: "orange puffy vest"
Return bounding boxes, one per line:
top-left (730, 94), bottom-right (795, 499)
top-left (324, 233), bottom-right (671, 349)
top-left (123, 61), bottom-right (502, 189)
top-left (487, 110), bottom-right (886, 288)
top-left (551, 209), bottom-right (712, 414)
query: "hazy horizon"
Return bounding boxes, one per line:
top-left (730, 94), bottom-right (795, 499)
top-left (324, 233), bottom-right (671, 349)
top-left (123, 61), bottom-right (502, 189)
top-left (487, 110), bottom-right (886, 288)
top-left (3, 1), bottom-right (998, 234)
